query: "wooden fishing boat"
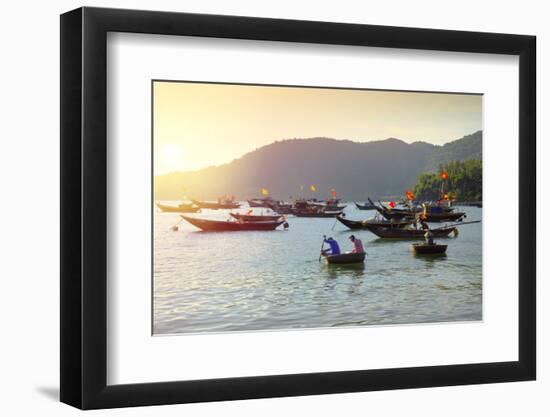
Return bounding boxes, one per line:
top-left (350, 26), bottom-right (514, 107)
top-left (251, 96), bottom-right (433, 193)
top-left (368, 198), bottom-right (465, 222)
top-left (420, 211), bottom-right (466, 222)
top-left (336, 216), bottom-right (413, 230)
top-left (291, 199), bottom-right (344, 217)
top-left (369, 198), bottom-right (419, 220)
top-left (156, 202), bottom-right (200, 213)
top-left (247, 197), bottom-right (275, 208)
top-left (191, 199), bottom-right (241, 210)
top-left (323, 252), bottom-right (366, 264)
top-left (411, 243), bottom-right (448, 254)
top-left (229, 213), bottom-right (282, 222)
top-left (354, 202), bottom-right (376, 210)
top-left (180, 215), bottom-right (284, 231)
top-left (367, 225), bottom-right (457, 239)
top-left (249, 198), bottom-right (294, 214)
top-left (311, 198), bottom-right (347, 211)
top-left (294, 209), bottom-right (344, 218)
top-left (269, 202), bottom-right (293, 214)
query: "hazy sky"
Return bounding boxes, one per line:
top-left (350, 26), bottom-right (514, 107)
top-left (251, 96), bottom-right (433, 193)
top-left (153, 81), bottom-right (482, 175)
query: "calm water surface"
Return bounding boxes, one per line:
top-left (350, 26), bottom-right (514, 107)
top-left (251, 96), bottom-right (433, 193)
top-left (153, 205), bottom-right (482, 334)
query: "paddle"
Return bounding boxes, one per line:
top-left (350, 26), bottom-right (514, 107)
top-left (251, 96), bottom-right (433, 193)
top-left (318, 235), bottom-right (326, 262)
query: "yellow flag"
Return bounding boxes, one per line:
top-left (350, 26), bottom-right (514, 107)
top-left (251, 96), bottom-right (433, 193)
top-left (310, 185), bottom-right (317, 192)
top-left (261, 187), bottom-right (269, 196)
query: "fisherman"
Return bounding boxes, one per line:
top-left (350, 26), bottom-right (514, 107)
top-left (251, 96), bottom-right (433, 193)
top-left (418, 216), bottom-right (434, 244)
top-left (349, 235), bottom-right (365, 254)
top-left (419, 216), bottom-right (430, 232)
top-left (322, 236), bottom-right (341, 255)
top-left (424, 229), bottom-right (435, 245)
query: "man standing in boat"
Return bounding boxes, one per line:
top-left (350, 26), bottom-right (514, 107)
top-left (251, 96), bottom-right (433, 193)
top-left (349, 235), bottom-right (365, 254)
top-left (419, 220), bottom-right (435, 245)
top-left (322, 236), bottom-right (341, 255)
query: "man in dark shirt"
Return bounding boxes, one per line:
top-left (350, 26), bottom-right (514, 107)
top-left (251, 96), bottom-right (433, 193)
top-left (322, 237), bottom-right (341, 255)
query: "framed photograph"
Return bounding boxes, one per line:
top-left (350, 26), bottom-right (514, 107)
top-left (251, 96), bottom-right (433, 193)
top-left (60, 7), bottom-right (536, 409)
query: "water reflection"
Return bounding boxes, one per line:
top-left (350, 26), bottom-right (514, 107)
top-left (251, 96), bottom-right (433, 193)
top-left (322, 262), bottom-right (366, 279)
top-left (412, 252), bottom-right (448, 262)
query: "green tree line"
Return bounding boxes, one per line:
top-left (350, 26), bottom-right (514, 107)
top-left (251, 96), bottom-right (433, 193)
top-left (413, 159), bottom-right (482, 202)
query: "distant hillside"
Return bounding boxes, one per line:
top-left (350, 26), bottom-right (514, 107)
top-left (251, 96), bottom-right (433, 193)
top-left (426, 130), bottom-right (482, 170)
top-left (154, 131), bottom-right (482, 201)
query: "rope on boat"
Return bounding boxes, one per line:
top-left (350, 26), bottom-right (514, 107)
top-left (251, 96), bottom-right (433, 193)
top-left (170, 217), bottom-right (184, 231)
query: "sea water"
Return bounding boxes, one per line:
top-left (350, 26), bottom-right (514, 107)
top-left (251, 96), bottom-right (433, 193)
top-left (153, 205), bottom-right (482, 334)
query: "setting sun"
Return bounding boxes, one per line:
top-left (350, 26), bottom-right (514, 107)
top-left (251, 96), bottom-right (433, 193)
top-left (157, 143), bottom-right (185, 174)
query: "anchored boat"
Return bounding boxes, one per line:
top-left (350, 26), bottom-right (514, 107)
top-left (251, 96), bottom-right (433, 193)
top-left (229, 212), bottom-right (282, 222)
top-left (368, 198), bottom-right (465, 222)
top-left (180, 215), bottom-right (285, 231)
top-left (354, 202), bottom-right (376, 210)
top-left (336, 215), bottom-right (413, 230)
top-left (294, 210), bottom-right (344, 218)
top-left (156, 202), bottom-right (200, 213)
top-left (367, 225), bottom-right (458, 239)
top-left (191, 198), bottom-right (241, 210)
top-left (247, 197), bottom-right (276, 208)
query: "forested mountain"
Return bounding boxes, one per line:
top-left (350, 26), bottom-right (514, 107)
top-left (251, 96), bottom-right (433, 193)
top-left (154, 131), bottom-right (482, 201)
top-left (413, 159), bottom-right (482, 202)
top-left (426, 130), bottom-right (482, 170)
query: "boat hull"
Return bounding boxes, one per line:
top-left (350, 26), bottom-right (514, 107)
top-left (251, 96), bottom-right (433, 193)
top-left (294, 211), bottom-right (344, 218)
top-left (421, 212), bottom-right (466, 222)
top-left (247, 199), bottom-right (274, 208)
top-left (181, 215), bottom-right (283, 231)
top-left (192, 200), bottom-right (241, 210)
top-left (336, 216), bottom-right (413, 230)
top-left (325, 252), bottom-right (366, 264)
top-left (368, 226), bottom-right (457, 239)
top-left (156, 203), bottom-right (200, 213)
top-left (354, 202), bottom-right (376, 210)
top-left (229, 213), bottom-right (282, 222)
top-left (412, 243), bottom-right (448, 254)
top-left (369, 198), bottom-right (464, 222)
top-left (376, 209), bottom-right (465, 222)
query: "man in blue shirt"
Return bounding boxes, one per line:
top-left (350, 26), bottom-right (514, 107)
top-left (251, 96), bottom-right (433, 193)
top-left (323, 236), bottom-right (341, 255)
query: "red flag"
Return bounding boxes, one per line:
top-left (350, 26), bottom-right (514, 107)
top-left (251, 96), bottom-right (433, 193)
top-left (440, 171), bottom-right (449, 180)
top-left (405, 190), bottom-right (415, 201)
top-left (389, 201), bottom-right (396, 209)
top-left (331, 188), bottom-right (337, 198)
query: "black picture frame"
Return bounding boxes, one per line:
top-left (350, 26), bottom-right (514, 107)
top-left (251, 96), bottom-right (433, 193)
top-left (60, 6), bottom-right (536, 410)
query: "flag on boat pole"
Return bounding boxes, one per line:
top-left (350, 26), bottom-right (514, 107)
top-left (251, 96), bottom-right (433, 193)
top-left (310, 185), bottom-right (317, 192)
top-left (261, 187), bottom-right (269, 196)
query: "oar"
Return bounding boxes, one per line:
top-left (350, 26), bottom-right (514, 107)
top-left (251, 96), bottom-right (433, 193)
top-left (318, 235), bottom-right (326, 262)
top-left (433, 220), bottom-right (481, 231)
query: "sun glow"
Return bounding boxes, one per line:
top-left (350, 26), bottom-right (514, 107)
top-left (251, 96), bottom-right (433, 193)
top-left (157, 143), bottom-right (185, 174)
